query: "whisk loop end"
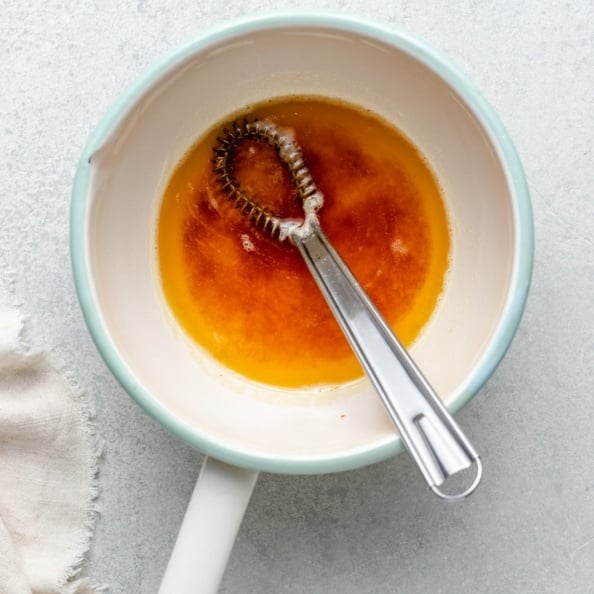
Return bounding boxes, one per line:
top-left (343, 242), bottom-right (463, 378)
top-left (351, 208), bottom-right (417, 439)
top-left (212, 119), bottom-right (323, 241)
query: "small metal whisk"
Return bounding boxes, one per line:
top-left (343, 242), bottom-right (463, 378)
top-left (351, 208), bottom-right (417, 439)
top-left (213, 118), bottom-right (482, 500)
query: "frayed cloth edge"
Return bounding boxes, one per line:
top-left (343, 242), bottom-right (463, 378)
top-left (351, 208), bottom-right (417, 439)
top-left (1, 252), bottom-right (108, 594)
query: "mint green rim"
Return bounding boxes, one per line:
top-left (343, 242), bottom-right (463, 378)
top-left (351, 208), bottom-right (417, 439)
top-left (71, 10), bottom-right (533, 475)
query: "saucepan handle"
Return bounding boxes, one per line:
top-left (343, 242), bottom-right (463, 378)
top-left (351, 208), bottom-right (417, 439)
top-left (159, 457), bottom-right (259, 594)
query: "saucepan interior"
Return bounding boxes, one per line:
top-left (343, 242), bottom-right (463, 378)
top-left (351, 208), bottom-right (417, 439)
top-left (71, 13), bottom-right (532, 474)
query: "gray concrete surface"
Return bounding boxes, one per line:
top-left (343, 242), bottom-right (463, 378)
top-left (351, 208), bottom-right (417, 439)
top-left (2, 1), bottom-right (593, 592)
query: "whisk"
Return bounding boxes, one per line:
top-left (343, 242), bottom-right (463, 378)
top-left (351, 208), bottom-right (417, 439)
top-left (213, 118), bottom-right (482, 500)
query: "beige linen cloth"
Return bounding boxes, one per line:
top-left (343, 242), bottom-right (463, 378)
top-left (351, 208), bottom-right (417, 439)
top-left (0, 262), bottom-right (105, 593)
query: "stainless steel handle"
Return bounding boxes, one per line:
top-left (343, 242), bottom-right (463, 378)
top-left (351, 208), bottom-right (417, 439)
top-left (292, 219), bottom-right (482, 500)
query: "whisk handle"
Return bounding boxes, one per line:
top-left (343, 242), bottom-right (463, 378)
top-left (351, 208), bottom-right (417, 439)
top-left (292, 221), bottom-right (481, 500)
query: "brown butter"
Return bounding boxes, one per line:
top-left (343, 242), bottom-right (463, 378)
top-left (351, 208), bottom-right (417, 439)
top-left (157, 97), bottom-right (450, 388)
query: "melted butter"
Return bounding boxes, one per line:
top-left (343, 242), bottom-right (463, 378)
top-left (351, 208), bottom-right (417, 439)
top-left (157, 97), bottom-right (450, 388)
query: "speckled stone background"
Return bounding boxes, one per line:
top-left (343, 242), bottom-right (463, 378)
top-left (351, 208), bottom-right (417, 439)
top-left (1, 1), bottom-right (593, 593)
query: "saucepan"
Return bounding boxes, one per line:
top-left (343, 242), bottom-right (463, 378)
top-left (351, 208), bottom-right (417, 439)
top-left (70, 11), bottom-right (533, 593)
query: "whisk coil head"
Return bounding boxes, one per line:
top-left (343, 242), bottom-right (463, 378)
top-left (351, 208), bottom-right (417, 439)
top-left (212, 118), bottom-right (323, 241)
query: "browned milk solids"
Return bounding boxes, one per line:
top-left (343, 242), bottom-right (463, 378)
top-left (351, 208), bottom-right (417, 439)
top-left (157, 97), bottom-right (450, 387)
